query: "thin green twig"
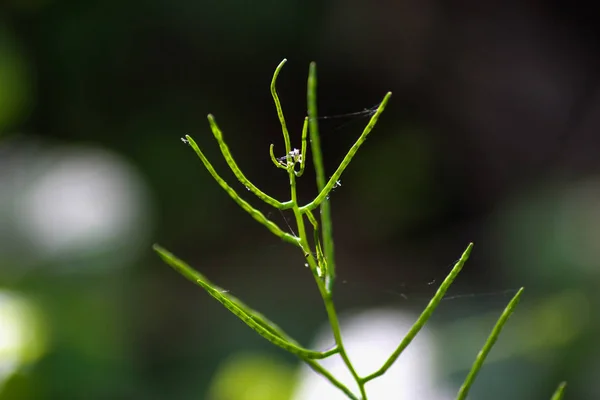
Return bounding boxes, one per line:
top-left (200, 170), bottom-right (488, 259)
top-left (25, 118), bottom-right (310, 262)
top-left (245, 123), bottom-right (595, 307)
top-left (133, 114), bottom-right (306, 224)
top-left (207, 115), bottom-right (291, 209)
top-left (184, 135), bottom-right (298, 245)
top-left (296, 117), bottom-right (309, 177)
top-left (303, 358), bottom-right (359, 400)
top-left (307, 61), bottom-right (367, 400)
top-left (269, 144), bottom-right (287, 170)
top-left (305, 209), bottom-right (326, 275)
top-left (271, 58), bottom-right (293, 160)
top-left (456, 287), bottom-right (524, 400)
top-left (153, 244), bottom-right (338, 359)
top-left (363, 243), bottom-right (473, 383)
top-left (300, 91), bottom-right (392, 214)
top-left (270, 60), bottom-right (322, 282)
top-left (307, 61), bottom-right (336, 291)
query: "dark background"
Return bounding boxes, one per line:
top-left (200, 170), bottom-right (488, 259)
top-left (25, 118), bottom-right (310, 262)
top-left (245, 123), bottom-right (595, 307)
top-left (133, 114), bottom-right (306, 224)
top-left (1, 1), bottom-right (599, 399)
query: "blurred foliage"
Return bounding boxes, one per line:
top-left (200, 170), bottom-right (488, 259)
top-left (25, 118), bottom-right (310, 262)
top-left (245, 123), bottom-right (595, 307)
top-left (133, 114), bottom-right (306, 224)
top-left (206, 352), bottom-right (295, 400)
top-left (0, 26), bottom-right (33, 133)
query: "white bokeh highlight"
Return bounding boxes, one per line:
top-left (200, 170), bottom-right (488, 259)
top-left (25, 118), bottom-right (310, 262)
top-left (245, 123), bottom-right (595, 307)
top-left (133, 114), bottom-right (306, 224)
top-left (291, 308), bottom-right (453, 400)
top-left (18, 148), bottom-right (141, 254)
top-left (0, 138), bottom-right (153, 273)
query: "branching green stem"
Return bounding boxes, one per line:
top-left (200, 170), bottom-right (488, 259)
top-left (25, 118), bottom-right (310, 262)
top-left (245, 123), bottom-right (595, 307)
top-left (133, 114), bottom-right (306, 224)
top-left (156, 59), bottom-right (538, 400)
top-left (184, 135), bottom-right (298, 246)
top-left (302, 358), bottom-right (359, 400)
top-left (305, 61), bottom-right (367, 399)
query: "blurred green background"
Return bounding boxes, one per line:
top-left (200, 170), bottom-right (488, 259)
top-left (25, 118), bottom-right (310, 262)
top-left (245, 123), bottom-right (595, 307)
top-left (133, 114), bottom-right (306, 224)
top-left (1, 1), bottom-right (600, 399)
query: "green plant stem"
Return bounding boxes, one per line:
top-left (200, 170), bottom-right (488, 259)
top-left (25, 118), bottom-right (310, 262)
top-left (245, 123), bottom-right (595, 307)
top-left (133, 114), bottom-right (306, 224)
top-left (307, 62), bottom-right (336, 291)
top-left (362, 243), bottom-right (473, 383)
top-left (307, 61), bottom-right (367, 400)
top-left (300, 91), bottom-right (392, 214)
top-left (184, 135), bottom-right (298, 246)
top-left (302, 358), bottom-right (359, 400)
top-left (207, 115), bottom-right (291, 209)
top-left (269, 64), bottom-right (358, 400)
top-left (270, 65), bottom-right (363, 400)
top-left (271, 61), bottom-right (321, 280)
top-left (153, 244), bottom-right (338, 359)
top-left (324, 291), bottom-right (368, 400)
top-left (269, 143), bottom-right (288, 170)
top-left (296, 117), bottom-right (309, 177)
top-left (269, 59), bottom-right (366, 399)
top-left (293, 179), bottom-right (361, 399)
top-left (291, 145), bottom-right (361, 399)
top-left (306, 209), bottom-right (326, 271)
top-left (271, 58), bottom-right (293, 160)
top-left (456, 287), bottom-right (524, 400)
